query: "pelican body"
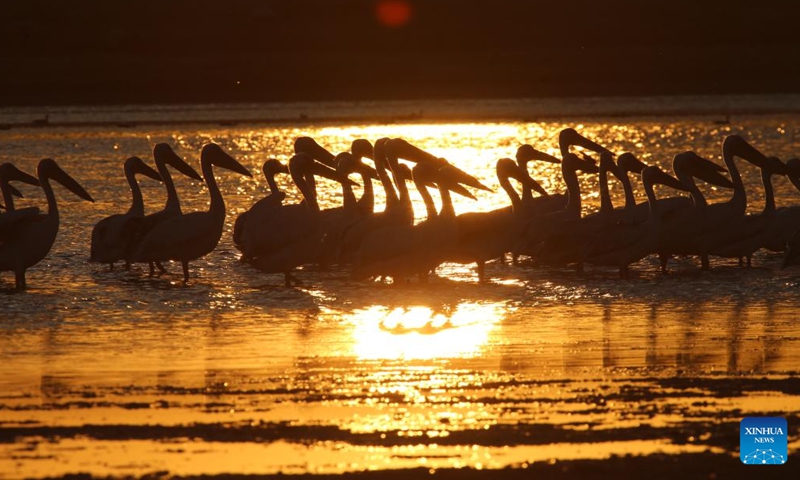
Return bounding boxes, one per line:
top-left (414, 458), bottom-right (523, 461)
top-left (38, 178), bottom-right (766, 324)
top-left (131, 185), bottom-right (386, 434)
top-left (130, 144), bottom-right (252, 282)
top-left (90, 156), bottom-right (162, 269)
top-left (0, 159), bottom-right (94, 290)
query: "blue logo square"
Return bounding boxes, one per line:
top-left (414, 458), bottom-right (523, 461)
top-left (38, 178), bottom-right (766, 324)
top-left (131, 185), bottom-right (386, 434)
top-left (740, 417), bottom-right (788, 465)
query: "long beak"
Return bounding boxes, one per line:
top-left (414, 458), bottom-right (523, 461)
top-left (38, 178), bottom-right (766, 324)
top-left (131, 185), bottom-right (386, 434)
top-left (129, 157), bottom-right (162, 182)
top-left (4, 164), bottom-right (40, 187)
top-left (723, 135), bottom-right (770, 169)
top-left (643, 166), bottom-right (692, 192)
top-left (617, 152), bottom-right (647, 174)
top-left (40, 159), bottom-right (94, 202)
top-left (765, 156), bottom-right (791, 176)
top-left (559, 128), bottom-right (609, 156)
top-left (295, 137), bottom-right (336, 169)
top-left (8, 184), bottom-right (24, 198)
top-left (203, 144), bottom-right (253, 177)
top-left (674, 152), bottom-right (735, 189)
top-left (438, 166), bottom-right (478, 200)
top-left (516, 144), bottom-right (560, 164)
top-left (168, 149), bottom-right (203, 181)
top-left (310, 159), bottom-right (358, 187)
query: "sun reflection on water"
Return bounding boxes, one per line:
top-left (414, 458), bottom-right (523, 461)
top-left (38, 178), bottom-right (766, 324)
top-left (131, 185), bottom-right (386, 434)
top-left (349, 303), bottom-right (502, 361)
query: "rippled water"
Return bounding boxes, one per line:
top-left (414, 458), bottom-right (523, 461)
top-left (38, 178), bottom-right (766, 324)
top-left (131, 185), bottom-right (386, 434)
top-left (1, 100), bottom-right (799, 478)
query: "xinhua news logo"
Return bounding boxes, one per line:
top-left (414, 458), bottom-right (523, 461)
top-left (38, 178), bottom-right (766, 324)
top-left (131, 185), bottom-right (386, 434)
top-left (740, 417), bottom-right (788, 465)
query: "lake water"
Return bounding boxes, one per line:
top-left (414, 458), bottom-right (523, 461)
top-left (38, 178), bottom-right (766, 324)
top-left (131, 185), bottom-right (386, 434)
top-left (1, 97), bottom-right (799, 478)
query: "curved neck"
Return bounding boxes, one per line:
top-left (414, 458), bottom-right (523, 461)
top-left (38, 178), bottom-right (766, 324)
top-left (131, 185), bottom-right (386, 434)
top-left (266, 172), bottom-right (280, 196)
top-left (562, 163), bottom-right (582, 218)
top-left (293, 165), bottom-right (320, 213)
top-left (414, 177), bottom-right (438, 221)
top-left (341, 175), bottom-right (357, 211)
top-left (357, 171), bottom-right (374, 214)
top-left (598, 165), bottom-right (613, 215)
top-left (157, 161), bottom-right (181, 214)
top-left (126, 167), bottom-right (145, 216)
top-left (621, 172), bottom-right (637, 211)
top-left (41, 176), bottom-right (58, 219)
top-left (762, 170), bottom-right (775, 212)
top-left (202, 160), bottom-right (224, 220)
top-left (388, 156), bottom-right (413, 221)
top-left (373, 149), bottom-right (399, 214)
top-left (438, 185), bottom-right (455, 219)
top-left (675, 169), bottom-right (707, 207)
top-left (0, 180), bottom-right (13, 210)
top-left (520, 162), bottom-right (533, 204)
top-left (723, 153), bottom-right (746, 208)
top-left (498, 171), bottom-right (522, 213)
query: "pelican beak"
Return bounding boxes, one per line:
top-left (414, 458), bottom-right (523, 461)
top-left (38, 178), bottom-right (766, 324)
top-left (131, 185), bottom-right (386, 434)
top-left (311, 160), bottom-right (358, 187)
top-left (203, 144), bottom-right (253, 177)
top-left (617, 152), bottom-right (647, 174)
top-left (559, 128), bottom-right (609, 155)
top-left (439, 159), bottom-right (493, 192)
top-left (7, 184), bottom-right (24, 198)
top-left (2, 164), bottom-right (40, 187)
top-left (765, 156), bottom-right (791, 176)
top-left (263, 159), bottom-right (289, 177)
top-left (646, 166), bottom-right (692, 192)
top-left (516, 144), bottom-right (560, 164)
top-left (295, 137), bottom-right (336, 168)
top-left (129, 157), bottom-right (162, 182)
top-left (166, 147), bottom-right (203, 181)
top-left (723, 135), bottom-right (770, 169)
top-left (438, 166), bottom-right (478, 200)
top-left (675, 152), bottom-right (735, 189)
top-left (39, 158), bottom-right (94, 202)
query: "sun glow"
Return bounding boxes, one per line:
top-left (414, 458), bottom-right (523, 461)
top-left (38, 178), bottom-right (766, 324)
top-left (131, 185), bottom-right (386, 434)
top-left (349, 303), bottom-right (502, 361)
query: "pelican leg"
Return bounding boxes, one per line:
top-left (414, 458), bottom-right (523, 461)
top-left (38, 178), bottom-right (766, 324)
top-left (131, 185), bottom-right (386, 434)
top-left (181, 260), bottom-right (190, 283)
top-left (576, 262), bottom-right (584, 274)
top-left (477, 261), bottom-right (486, 283)
top-left (512, 252), bottom-right (519, 265)
top-left (124, 260), bottom-right (131, 271)
top-left (738, 256), bottom-right (744, 268)
top-left (108, 262), bottom-right (115, 272)
top-left (620, 265), bottom-right (630, 279)
top-left (156, 261), bottom-right (167, 274)
top-left (659, 254), bottom-right (669, 273)
top-left (701, 254), bottom-right (710, 270)
top-left (148, 262), bottom-right (155, 276)
top-left (746, 254), bottom-right (752, 268)
top-left (14, 270), bottom-right (26, 290)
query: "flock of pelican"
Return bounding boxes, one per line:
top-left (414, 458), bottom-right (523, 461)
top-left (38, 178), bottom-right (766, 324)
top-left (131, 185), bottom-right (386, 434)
top-left (3, 128), bottom-right (800, 290)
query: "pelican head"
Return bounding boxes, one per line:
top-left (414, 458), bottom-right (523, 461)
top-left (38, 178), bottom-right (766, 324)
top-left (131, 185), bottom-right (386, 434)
top-left (515, 144), bottom-right (560, 166)
top-left (153, 143), bottom-right (203, 181)
top-left (38, 158), bottom-right (94, 202)
top-left (642, 165), bottom-right (692, 193)
top-left (294, 136), bottom-right (336, 168)
top-left (784, 158), bottom-right (800, 192)
top-left (722, 134), bottom-right (770, 169)
top-left (124, 156), bottom-right (162, 182)
top-left (201, 144), bottom-right (253, 177)
top-left (0, 163), bottom-right (40, 204)
top-left (262, 158), bottom-right (289, 179)
top-left (412, 163), bottom-right (476, 200)
top-left (336, 152), bottom-right (378, 180)
top-left (558, 128), bottom-right (610, 157)
top-left (763, 156), bottom-right (791, 176)
top-left (563, 152), bottom-right (599, 174)
top-left (351, 139), bottom-right (374, 160)
top-left (497, 158), bottom-right (548, 196)
top-left (673, 152), bottom-right (735, 189)
top-left (290, 153), bottom-right (357, 187)
top-left (617, 153), bottom-right (647, 174)
top-left (434, 157), bottom-right (493, 192)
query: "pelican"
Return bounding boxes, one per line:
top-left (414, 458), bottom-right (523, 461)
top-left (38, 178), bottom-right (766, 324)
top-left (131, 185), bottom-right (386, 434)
top-left (515, 144), bottom-right (567, 217)
top-left (709, 156), bottom-right (789, 266)
top-left (660, 135), bottom-right (770, 270)
top-left (444, 158), bottom-right (544, 281)
top-left (761, 158), bottom-right (800, 255)
top-left (233, 158), bottom-right (289, 259)
top-left (585, 166), bottom-right (693, 277)
top-left (655, 151), bottom-right (736, 271)
top-left (516, 152), bottom-right (599, 258)
top-left (90, 156), bottom-right (162, 269)
top-left (352, 163), bottom-right (477, 283)
top-left (351, 139), bottom-right (376, 215)
top-left (128, 143), bottom-right (203, 274)
top-left (244, 153), bottom-right (353, 287)
top-left (0, 159), bottom-right (94, 290)
top-left (130, 144), bottom-right (252, 282)
top-left (0, 163), bottom-right (40, 230)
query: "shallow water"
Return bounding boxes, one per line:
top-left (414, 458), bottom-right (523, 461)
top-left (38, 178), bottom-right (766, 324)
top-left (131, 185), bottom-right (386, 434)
top-left (1, 99), bottom-right (799, 478)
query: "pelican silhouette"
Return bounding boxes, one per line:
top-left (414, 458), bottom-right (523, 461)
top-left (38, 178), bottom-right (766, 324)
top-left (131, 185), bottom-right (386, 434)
top-left (444, 158), bottom-right (544, 281)
top-left (0, 163), bottom-right (40, 230)
top-left (129, 143), bottom-right (203, 274)
top-left (233, 158), bottom-right (289, 258)
top-left (352, 162), bottom-right (476, 283)
top-left (244, 153), bottom-right (354, 287)
top-left (710, 156), bottom-right (789, 266)
top-left (90, 156), bottom-right (162, 269)
top-left (515, 144), bottom-right (566, 216)
top-left (130, 144), bottom-right (252, 282)
top-left (765, 158), bottom-right (800, 255)
top-left (0, 159), bottom-right (94, 290)
top-left (586, 166), bottom-right (692, 277)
